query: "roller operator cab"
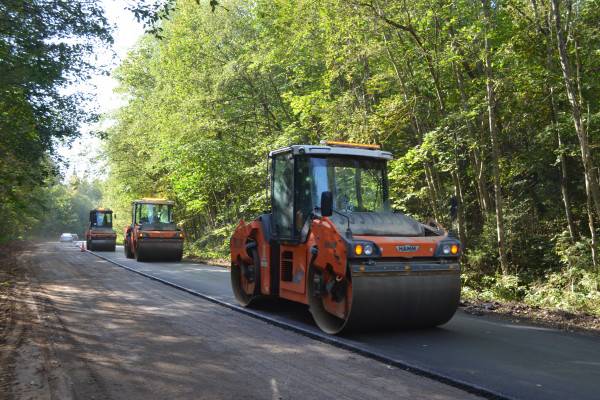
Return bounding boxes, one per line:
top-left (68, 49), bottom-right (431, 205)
top-left (124, 199), bottom-right (184, 262)
top-left (230, 141), bottom-right (462, 334)
top-left (86, 208), bottom-right (117, 251)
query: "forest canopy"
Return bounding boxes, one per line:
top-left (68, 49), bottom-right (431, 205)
top-left (105, 0), bottom-right (600, 313)
top-left (0, 0), bottom-right (112, 239)
top-left (1, 0), bottom-right (598, 315)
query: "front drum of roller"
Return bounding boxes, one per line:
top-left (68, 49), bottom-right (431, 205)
top-left (136, 240), bottom-right (183, 261)
top-left (309, 267), bottom-right (461, 335)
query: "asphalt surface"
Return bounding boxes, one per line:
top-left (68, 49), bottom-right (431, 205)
top-left (10, 242), bottom-right (479, 400)
top-left (87, 244), bottom-right (600, 400)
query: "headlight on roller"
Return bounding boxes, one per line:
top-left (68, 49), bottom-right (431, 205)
top-left (451, 244), bottom-right (459, 255)
top-left (354, 244), bottom-right (363, 256)
top-left (437, 241), bottom-right (461, 257)
top-left (352, 242), bottom-right (378, 257)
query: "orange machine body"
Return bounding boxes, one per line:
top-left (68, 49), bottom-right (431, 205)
top-left (231, 217), bottom-right (452, 306)
top-left (230, 142), bottom-right (461, 334)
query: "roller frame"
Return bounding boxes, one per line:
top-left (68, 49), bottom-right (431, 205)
top-left (231, 217), bottom-right (462, 335)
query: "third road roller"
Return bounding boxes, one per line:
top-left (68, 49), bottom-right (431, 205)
top-left (86, 208), bottom-right (117, 251)
top-left (230, 141), bottom-right (461, 334)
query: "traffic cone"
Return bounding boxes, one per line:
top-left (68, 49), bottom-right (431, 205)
top-left (80, 242), bottom-right (85, 252)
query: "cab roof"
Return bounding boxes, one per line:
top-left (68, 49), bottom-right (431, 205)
top-left (132, 198), bottom-right (174, 205)
top-left (91, 208), bottom-right (112, 213)
top-left (269, 142), bottom-right (393, 160)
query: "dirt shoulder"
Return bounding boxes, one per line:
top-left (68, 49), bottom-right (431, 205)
top-left (0, 242), bottom-right (72, 400)
top-left (183, 254), bottom-right (229, 267)
top-left (0, 241), bottom-right (28, 399)
top-left (461, 299), bottom-right (600, 336)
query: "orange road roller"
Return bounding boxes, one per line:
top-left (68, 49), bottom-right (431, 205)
top-left (124, 198), bottom-right (184, 262)
top-left (86, 208), bottom-right (117, 251)
top-left (230, 141), bottom-right (461, 334)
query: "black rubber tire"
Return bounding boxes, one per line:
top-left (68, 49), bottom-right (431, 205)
top-left (231, 247), bottom-right (261, 307)
top-left (124, 241), bottom-right (134, 258)
top-left (87, 240), bottom-right (92, 251)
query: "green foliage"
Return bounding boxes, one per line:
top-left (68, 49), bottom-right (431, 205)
top-left (105, 0), bottom-right (600, 314)
top-left (0, 175), bottom-right (103, 242)
top-left (463, 217), bottom-right (501, 275)
top-left (0, 0), bottom-right (112, 240)
top-left (463, 237), bottom-right (600, 316)
top-left (30, 178), bottom-right (104, 238)
top-left (525, 268), bottom-right (600, 316)
top-left (524, 237), bottom-right (600, 315)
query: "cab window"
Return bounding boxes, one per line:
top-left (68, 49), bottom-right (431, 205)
top-left (272, 153), bottom-right (294, 239)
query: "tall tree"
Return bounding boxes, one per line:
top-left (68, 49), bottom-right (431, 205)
top-left (0, 0), bottom-right (112, 239)
top-left (551, 0), bottom-right (598, 264)
top-left (481, 0), bottom-right (509, 274)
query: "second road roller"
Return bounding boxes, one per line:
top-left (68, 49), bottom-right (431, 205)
top-left (230, 141), bottom-right (461, 334)
top-left (124, 198), bottom-right (184, 262)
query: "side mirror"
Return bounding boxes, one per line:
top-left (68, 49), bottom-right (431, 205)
top-left (320, 191), bottom-right (333, 217)
top-left (113, 214), bottom-right (117, 219)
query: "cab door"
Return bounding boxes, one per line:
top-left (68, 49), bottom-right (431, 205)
top-left (271, 152), bottom-right (309, 302)
top-left (272, 152), bottom-right (294, 240)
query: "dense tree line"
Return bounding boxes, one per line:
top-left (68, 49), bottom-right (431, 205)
top-left (0, 0), bottom-right (111, 240)
top-left (29, 178), bottom-right (104, 239)
top-left (105, 0), bottom-right (600, 312)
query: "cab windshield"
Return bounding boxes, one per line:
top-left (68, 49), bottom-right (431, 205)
top-left (297, 156), bottom-right (423, 237)
top-left (137, 203), bottom-right (173, 224)
top-left (290, 155), bottom-right (390, 236)
top-left (307, 156), bottom-right (389, 213)
top-left (93, 212), bottom-right (112, 227)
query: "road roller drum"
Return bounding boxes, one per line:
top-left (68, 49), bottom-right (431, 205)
top-left (308, 264), bottom-right (461, 334)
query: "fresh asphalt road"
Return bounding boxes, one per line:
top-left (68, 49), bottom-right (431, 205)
top-left (89, 244), bottom-right (600, 400)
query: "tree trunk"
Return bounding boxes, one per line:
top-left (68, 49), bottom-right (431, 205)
top-left (452, 170), bottom-right (467, 246)
top-left (482, 0), bottom-right (509, 275)
top-left (473, 150), bottom-right (491, 214)
top-left (556, 120), bottom-right (577, 241)
top-left (453, 59), bottom-right (491, 215)
top-left (551, 0), bottom-right (600, 221)
top-left (424, 162), bottom-right (442, 222)
top-left (586, 194), bottom-right (598, 268)
top-left (532, 0), bottom-right (577, 241)
top-left (382, 31), bottom-right (442, 222)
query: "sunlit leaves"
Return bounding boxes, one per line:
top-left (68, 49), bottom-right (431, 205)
top-left (105, 0), bottom-right (600, 277)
